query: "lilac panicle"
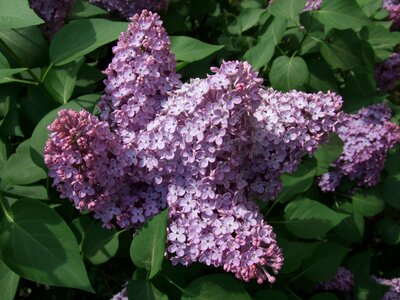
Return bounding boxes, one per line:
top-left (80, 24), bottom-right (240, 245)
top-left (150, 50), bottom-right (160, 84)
top-left (317, 267), bottom-right (355, 294)
top-left (376, 52), bottom-right (400, 92)
top-left (134, 60), bottom-right (342, 283)
top-left (303, 0), bottom-right (323, 11)
top-left (28, 0), bottom-right (75, 39)
top-left (374, 276), bottom-right (400, 300)
top-left (44, 109), bottom-right (167, 229)
top-left (383, 0), bottom-right (400, 30)
top-left (99, 9), bottom-right (181, 143)
top-left (319, 104), bottom-right (400, 192)
top-left (89, 0), bottom-right (168, 19)
top-left (111, 286), bottom-right (128, 300)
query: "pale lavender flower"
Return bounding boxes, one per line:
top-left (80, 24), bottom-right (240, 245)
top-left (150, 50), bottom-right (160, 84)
top-left (319, 104), bottom-right (400, 192)
top-left (374, 276), bottom-right (400, 300)
top-left (111, 285), bottom-right (128, 300)
top-left (303, 0), bottom-right (323, 11)
top-left (89, 0), bottom-right (168, 19)
top-left (28, 0), bottom-right (75, 38)
top-left (317, 267), bottom-right (355, 294)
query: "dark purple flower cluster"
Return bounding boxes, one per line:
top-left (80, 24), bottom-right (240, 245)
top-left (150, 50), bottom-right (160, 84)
top-left (45, 9), bottom-right (343, 284)
top-left (89, 0), bottom-right (168, 19)
top-left (28, 0), bottom-right (75, 39)
top-left (383, 0), bottom-right (400, 30)
top-left (374, 277), bottom-right (400, 300)
top-left (317, 267), bottom-right (355, 294)
top-left (319, 104), bottom-right (400, 192)
top-left (376, 53), bottom-right (400, 92)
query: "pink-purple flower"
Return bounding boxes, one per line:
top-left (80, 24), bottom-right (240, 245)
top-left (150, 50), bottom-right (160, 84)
top-left (317, 267), bottom-right (354, 294)
top-left (319, 104), bottom-right (400, 192)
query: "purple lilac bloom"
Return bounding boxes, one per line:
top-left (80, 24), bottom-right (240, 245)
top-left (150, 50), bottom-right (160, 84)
top-left (28, 0), bottom-right (75, 39)
top-left (303, 0), bottom-right (323, 11)
top-left (383, 0), bottom-right (400, 30)
top-left (98, 9), bottom-right (181, 143)
top-left (133, 60), bottom-right (342, 283)
top-left (374, 276), bottom-right (400, 300)
top-left (317, 267), bottom-right (355, 294)
top-left (376, 53), bottom-right (400, 92)
top-left (319, 104), bottom-right (400, 192)
top-left (89, 0), bottom-right (168, 19)
top-left (111, 286), bottom-right (128, 300)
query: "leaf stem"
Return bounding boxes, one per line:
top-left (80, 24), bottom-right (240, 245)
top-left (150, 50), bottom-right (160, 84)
top-left (2, 77), bottom-right (39, 85)
top-left (41, 62), bottom-right (54, 82)
top-left (0, 193), bottom-right (13, 222)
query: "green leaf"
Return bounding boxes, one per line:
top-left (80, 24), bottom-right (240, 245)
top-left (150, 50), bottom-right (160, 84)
top-left (243, 40), bottom-right (274, 70)
top-left (237, 8), bottom-right (267, 33)
top-left (0, 51), bottom-right (9, 68)
top-left (44, 60), bottom-right (84, 104)
top-left (314, 0), bottom-right (370, 30)
top-left (310, 293), bottom-right (339, 300)
top-left (303, 242), bottom-right (349, 281)
top-left (383, 174), bottom-right (400, 209)
top-left (254, 290), bottom-right (288, 300)
top-left (68, 0), bottom-right (107, 19)
top-left (182, 274), bottom-right (252, 300)
top-left (335, 208), bottom-right (364, 243)
top-left (0, 86), bottom-right (23, 137)
top-left (0, 26), bottom-right (49, 68)
top-left (70, 216), bottom-right (94, 249)
top-left (0, 139), bottom-right (46, 185)
top-left (170, 36), bottom-right (224, 63)
top-left (0, 258), bottom-right (19, 300)
top-left (352, 190), bottom-right (384, 217)
top-left (361, 25), bottom-right (400, 61)
top-left (284, 198), bottom-right (348, 238)
top-left (278, 238), bottom-right (319, 274)
top-left (321, 29), bottom-right (367, 71)
top-left (259, 16), bottom-right (287, 45)
top-left (377, 217), bottom-right (400, 245)
top-left (0, 181), bottom-right (48, 200)
top-left (0, 68), bottom-right (27, 83)
top-left (29, 94), bottom-right (100, 169)
top-left (0, 198), bottom-right (93, 292)
top-left (307, 58), bottom-right (339, 92)
top-left (0, 0), bottom-right (43, 29)
top-left (314, 134), bottom-right (343, 175)
top-left (130, 209), bottom-right (168, 279)
top-left (82, 221), bottom-right (119, 265)
top-left (50, 19), bottom-right (128, 66)
top-left (127, 279), bottom-right (168, 300)
top-left (269, 55), bottom-right (309, 91)
top-left (270, 0), bottom-right (307, 20)
top-left (277, 158), bottom-right (317, 203)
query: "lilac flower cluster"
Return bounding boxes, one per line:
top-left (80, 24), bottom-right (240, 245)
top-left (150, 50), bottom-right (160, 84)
top-left (45, 9), bottom-right (344, 284)
top-left (89, 0), bottom-right (168, 19)
top-left (374, 276), bottom-right (400, 300)
top-left (28, 0), bottom-right (75, 39)
top-left (98, 9), bottom-right (181, 141)
top-left (376, 53), bottom-right (400, 92)
top-left (111, 286), bottom-right (128, 300)
top-left (44, 109), bottom-right (167, 229)
top-left (317, 267), bottom-right (355, 294)
top-left (383, 0), bottom-right (400, 30)
top-left (303, 0), bottom-right (323, 11)
top-left (319, 104), bottom-right (400, 192)
top-left (133, 61), bottom-right (342, 283)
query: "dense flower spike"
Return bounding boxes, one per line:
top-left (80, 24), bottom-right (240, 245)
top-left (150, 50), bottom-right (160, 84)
top-left (28, 0), bottom-right (75, 39)
top-left (133, 60), bottom-right (342, 283)
top-left (44, 109), bottom-right (167, 229)
top-left (383, 0), bottom-right (400, 30)
top-left (319, 104), bottom-right (400, 192)
top-left (376, 52), bottom-right (400, 92)
top-left (89, 0), bottom-right (168, 20)
top-left (303, 0), bottom-right (323, 11)
top-left (99, 10), bottom-right (181, 141)
top-left (374, 277), bottom-right (400, 300)
top-left (317, 267), bottom-right (355, 294)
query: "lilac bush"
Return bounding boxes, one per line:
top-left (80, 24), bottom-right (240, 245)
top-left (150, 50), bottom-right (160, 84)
top-left (374, 277), bottom-right (400, 300)
top-left (319, 104), bottom-right (400, 192)
top-left (376, 52), bottom-right (400, 92)
top-left (383, 0), bottom-right (400, 30)
top-left (317, 267), bottom-right (354, 294)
